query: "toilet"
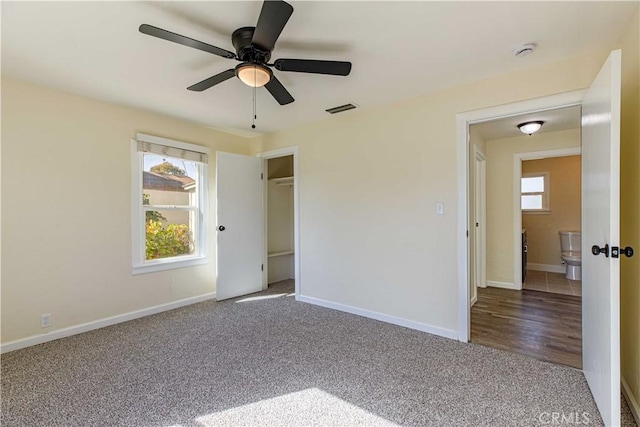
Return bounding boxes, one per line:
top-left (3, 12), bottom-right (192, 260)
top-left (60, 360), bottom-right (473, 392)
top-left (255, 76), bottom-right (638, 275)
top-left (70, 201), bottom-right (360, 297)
top-left (559, 231), bottom-right (581, 280)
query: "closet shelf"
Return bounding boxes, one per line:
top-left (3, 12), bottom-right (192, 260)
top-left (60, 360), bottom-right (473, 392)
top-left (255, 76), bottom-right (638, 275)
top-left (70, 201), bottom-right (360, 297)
top-left (269, 176), bottom-right (294, 186)
top-left (268, 250), bottom-right (294, 258)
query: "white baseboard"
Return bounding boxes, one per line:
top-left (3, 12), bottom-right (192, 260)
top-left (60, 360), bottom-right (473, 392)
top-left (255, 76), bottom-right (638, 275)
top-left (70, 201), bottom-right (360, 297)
top-left (297, 295), bottom-right (458, 340)
top-left (471, 294), bottom-right (478, 306)
top-left (527, 263), bottom-right (566, 274)
top-left (622, 376), bottom-right (640, 425)
top-left (487, 280), bottom-right (521, 290)
top-left (1, 292), bottom-right (217, 354)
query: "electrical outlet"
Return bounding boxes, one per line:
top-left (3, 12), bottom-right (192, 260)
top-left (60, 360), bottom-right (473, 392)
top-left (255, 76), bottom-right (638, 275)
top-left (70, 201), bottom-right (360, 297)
top-left (40, 313), bottom-right (51, 328)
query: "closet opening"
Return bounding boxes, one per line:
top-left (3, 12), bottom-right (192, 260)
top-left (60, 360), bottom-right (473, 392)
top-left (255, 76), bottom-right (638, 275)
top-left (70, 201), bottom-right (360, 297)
top-left (263, 154), bottom-right (296, 295)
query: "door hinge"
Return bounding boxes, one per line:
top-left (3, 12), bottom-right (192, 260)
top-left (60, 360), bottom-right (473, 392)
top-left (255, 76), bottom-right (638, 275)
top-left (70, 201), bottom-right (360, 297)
top-left (261, 173), bottom-right (263, 180)
top-left (467, 230), bottom-right (469, 237)
top-left (261, 264), bottom-right (264, 271)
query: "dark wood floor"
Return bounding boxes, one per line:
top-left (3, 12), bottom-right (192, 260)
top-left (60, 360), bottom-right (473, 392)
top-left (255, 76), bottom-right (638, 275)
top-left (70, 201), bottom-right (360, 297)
top-left (471, 287), bottom-right (582, 369)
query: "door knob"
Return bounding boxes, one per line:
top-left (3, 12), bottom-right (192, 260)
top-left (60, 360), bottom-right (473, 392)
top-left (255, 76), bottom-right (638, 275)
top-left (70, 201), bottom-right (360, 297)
top-left (218, 225), bottom-right (226, 231)
top-left (591, 244), bottom-right (609, 257)
top-left (621, 247), bottom-right (634, 257)
top-left (611, 246), bottom-right (634, 258)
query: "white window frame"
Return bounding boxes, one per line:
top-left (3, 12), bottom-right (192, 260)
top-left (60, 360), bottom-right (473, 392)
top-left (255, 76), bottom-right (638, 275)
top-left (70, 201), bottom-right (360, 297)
top-left (131, 134), bottom-right (210, 275)
top-left (521, 171), bottom-right (550, 213)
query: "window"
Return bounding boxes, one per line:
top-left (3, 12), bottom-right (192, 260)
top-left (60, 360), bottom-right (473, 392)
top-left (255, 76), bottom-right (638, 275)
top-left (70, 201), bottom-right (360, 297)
top-left (521, 172), bottom-right (549, 212)
top-left (131, 134), bottom-right (209, 274)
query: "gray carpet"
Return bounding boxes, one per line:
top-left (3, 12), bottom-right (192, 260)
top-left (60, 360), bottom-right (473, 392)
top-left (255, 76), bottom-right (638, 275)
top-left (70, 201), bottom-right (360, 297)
top-left (0, 280), bottom-right (634, 426)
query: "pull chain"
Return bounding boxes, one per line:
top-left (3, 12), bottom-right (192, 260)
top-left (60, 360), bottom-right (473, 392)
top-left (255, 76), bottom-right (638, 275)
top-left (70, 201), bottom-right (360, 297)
top-left (251, 66), bottom-right (257, 129)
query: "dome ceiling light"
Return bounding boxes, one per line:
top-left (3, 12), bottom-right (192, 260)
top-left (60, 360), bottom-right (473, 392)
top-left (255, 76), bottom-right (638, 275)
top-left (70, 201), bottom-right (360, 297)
top-left (518, 121), bottom-right (544, 135)
top-left (235, 63), bottom-right (273, 87)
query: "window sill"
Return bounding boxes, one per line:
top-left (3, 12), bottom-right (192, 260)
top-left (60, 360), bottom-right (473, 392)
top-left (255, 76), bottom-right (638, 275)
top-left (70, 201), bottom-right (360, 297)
top-left (132, 256), bottom-right (208, 275)
top-left (523, 210), bottom-right (552, 215)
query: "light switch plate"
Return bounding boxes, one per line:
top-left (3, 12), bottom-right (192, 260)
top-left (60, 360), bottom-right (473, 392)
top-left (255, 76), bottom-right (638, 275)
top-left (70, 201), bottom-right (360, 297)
top-left (436, 202), bottom-right (444, 215)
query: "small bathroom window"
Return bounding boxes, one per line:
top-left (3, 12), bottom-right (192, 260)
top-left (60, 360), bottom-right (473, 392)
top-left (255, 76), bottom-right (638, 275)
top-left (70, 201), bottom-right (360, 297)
top-left (521, 172), bottom-right (550, 212)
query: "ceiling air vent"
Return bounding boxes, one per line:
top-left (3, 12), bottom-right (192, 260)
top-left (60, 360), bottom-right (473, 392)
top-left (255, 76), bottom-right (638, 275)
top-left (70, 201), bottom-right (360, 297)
top-left (326, 103), bottom-right (357, 114)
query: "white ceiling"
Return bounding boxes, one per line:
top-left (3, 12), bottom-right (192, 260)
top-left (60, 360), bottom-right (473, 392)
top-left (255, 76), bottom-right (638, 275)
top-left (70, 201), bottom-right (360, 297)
top-left (2, 1), bottom-right (637, 136)
top-left (472, 105), bottom-right (582, 141)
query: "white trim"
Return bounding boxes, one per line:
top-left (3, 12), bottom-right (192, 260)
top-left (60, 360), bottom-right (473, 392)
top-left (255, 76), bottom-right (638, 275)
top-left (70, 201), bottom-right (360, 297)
top-left (131, 256), bottom-right (208, 275)
top-left (298, 295), bottom-right (458, 340)
top-left (456, 113), bottom-right (471, 343)
top-left (456, 89), bottom-right (585, 342)
top-left (513, 147), bottom-right (581, 294)
top-left (622, 377), bottom-right (640, 426)
top-left (136, 133), bottom-right (211, 154)
top-left (470, 294), bottom-right (478, 307)
top-left (1, 292), bottom-right (216, 354)
top-left (131, 139), bottom-right (143, 268)
top-left (487, 280), bottom-right (519, 290)
top-left (257, 146), bottom-right (300, 300)
top-left (527, 263), bottom-right (566, 274)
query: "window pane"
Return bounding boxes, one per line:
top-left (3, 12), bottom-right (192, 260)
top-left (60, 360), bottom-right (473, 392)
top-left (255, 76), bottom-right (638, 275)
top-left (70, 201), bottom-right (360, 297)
top-left (522, 195), bottom-right (542, 210)
top-left (143, 153), bottom-right (197, 206)
top-left (521, 176), bottom-right (544, 193)
top-left (145, 209), bottom-right (195, 260)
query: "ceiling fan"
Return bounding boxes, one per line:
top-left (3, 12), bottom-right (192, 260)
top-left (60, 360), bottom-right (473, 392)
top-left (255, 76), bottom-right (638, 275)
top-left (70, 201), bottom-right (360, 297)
top-left (139, 0), bottom-right (352, 106)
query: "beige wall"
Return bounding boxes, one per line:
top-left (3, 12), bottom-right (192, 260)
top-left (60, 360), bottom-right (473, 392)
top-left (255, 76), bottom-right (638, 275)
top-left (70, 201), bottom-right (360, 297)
top-left (485, 129), bottom-right (580, 285)
top-left (1, 77), bottom-right (251, 344)
top-left (252, 51), bottom-right (610, 333)
top-left (522, 156), bottom-right (581, 268)
top-left (619, 8), bottom-right (640, 418)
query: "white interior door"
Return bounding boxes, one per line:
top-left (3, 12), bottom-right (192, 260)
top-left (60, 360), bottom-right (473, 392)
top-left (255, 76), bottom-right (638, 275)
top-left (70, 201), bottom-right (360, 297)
top-left (581, 49), bottom-right (621, 427)
top-left (216, 152), bottom-right (263, 301)
top-left (474, 149), bottom-right (486, 296)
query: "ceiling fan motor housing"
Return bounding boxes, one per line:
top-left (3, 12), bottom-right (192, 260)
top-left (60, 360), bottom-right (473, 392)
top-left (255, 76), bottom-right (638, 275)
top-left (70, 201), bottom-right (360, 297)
top-left (232, 27), bottom-right (271, 63)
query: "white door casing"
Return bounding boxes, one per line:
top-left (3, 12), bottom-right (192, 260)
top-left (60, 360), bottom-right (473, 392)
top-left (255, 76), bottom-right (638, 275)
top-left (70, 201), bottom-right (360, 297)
top-left (257, 146), bottom-right (301, 298)
top-left (216, 152), bottom-right (264, 301)
top-left (456, 90), bottom-right (585, 342)
top-left (581, 49), bottom-right (622, 427)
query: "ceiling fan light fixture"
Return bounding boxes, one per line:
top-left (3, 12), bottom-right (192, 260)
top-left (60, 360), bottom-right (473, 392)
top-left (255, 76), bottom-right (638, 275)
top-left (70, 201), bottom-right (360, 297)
top-left (518, 121), bottom-right (544, 135)
top-left (235, 63), bottom-right (272, 87)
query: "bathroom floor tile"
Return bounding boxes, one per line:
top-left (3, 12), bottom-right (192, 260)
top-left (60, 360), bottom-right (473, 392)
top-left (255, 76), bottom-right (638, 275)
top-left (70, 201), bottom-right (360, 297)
top-left (524, 276), bottom-right (547, 286)
top-left (547, 273), bottom-right (569, 282)
top-left (523, 270), bottom-right (581, 296)
top-left (550, 284), bottom-right (574, 296)
top-left (524, 281), bottom-right (547, 292)
top-left (527, 270), bottom-right (546, 280)
top-left (569, 281), bottom-right (582, 296)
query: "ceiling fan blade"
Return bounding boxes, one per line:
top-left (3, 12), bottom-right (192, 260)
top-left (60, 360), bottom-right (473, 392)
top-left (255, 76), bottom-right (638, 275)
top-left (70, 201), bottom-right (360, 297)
top-left (187, 69), bottom-right (236, 92)
top-left (274, 59), bottom-right (352, 76)
top-left (265, 76), bottom-right (294, 105)
top-left (139, 24), bottom-right (236, 59)
top-left (251, 0), bottom-right (294, 52)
